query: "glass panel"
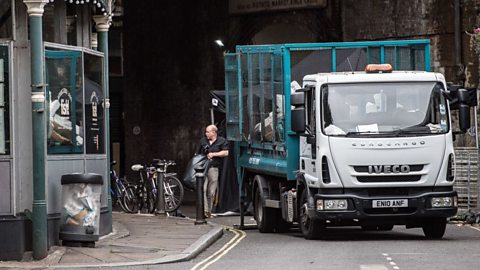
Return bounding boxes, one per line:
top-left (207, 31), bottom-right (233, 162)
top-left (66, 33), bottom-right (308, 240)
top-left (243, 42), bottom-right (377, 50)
top-left (384, 47), bottom-right (395, 67)
top-left (0, 0), bottom-right (12, 39)
top-left (241, 54), bottom-right (249, 141)
top-left (66, 5), bottom-right (77, 46)
top-left (261, 53), bottom-right (273, 142)
top-left (273, 53), bottom-right (284, 143)
top-left (369, 47), bottom-right (381, 64)
top-left (46, 50), bottom-right (83, 154)
top-left (0, 45), bottom-right (10, 154)
top-left (412, 47), bottom-right (426, 71)
top-left (42, 5), bottom-right (55, 43)
top-left (251, 53), bottom-right (261, 141)
top-left (336, 48), bottom-right (367, 71)
top-left (224, 53), bottom-right (241, 141)
top-left (290, 49), bottom-right (332, 83)
top-left (397, 47), bottom-right (413, 70)
top-left (84, 53), bottom-right (105, 154)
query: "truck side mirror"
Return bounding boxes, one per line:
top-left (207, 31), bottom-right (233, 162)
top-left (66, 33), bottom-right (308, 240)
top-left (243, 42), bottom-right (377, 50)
top-left (457, 88), bottom-right (471, 132)
top-left (291, 92), bottom-right (305, 133)
top-left (291, 108), bottom-right (306, 133)
top-left (290, 91), bottom-right (305, 106)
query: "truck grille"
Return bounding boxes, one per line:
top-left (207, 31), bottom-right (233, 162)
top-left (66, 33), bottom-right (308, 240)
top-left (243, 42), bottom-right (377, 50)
top-left (354, 164), bottom-right (423, 183)
top-left (356, 175), bottom-right (422, 183)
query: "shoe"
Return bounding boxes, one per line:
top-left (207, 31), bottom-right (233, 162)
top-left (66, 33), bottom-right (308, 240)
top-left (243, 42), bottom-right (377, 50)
top-left (204, 211), bottom-right (211, 218)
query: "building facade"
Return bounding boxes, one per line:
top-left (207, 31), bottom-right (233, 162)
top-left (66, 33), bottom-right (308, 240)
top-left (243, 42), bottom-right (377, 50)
top-left (0, 0), bottom-right (114, 260)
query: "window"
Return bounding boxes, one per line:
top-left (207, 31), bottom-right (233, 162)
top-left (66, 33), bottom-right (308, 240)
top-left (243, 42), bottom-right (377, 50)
top-left (305, 87), bottom-right (316, 136)
top-left (41, 2), bottom-right (93, 47)
top-left (109, 26), bottom-right (123, 76)
top-left (45, 47), bottom-right (105, 155)
top-left (0, 1), bottom-right (13, 39)
top-left (0, 45), bottom-right (10, 154)
top-left (46, 50), bottom-right (83, 154)
top-left (84, 53), bottom-right (104, 154)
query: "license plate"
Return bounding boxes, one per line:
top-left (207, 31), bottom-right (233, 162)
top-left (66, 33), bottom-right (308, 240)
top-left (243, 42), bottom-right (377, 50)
top-left (372, 199), bottom-right (408, 208)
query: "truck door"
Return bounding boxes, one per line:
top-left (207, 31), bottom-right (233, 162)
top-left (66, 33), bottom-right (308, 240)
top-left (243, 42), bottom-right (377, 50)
top-left (300, 86), bottom-right (318, 182)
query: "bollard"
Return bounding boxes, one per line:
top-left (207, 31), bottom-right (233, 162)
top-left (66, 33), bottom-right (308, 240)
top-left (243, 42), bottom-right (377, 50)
top-left (194, 164), bottom-right (207, 225)
top-left (155, 169), bottom-right (166, 216)
top-left (239, 194), bottom-right (246, 229)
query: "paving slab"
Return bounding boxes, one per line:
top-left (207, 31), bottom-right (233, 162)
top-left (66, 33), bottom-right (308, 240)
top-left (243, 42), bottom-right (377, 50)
top-left (0, 211), bottom-right (223, 269)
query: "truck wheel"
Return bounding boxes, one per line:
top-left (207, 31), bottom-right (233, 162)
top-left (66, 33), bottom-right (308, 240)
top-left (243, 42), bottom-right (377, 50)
top-left (422, 217), bottom-right (447, 239)
top-left (254, 187), bottom-right (276, 233)
top-left (299, 189), bottom-right (324, 239)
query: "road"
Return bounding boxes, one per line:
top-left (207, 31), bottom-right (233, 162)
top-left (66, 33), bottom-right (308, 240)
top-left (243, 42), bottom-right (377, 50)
top-left (108, 210), bottom-right (480, 270)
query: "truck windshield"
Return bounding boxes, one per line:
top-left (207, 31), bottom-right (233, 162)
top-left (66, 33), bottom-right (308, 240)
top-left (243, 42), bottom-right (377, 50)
top-left (321, 82), bottom-right (449, 137)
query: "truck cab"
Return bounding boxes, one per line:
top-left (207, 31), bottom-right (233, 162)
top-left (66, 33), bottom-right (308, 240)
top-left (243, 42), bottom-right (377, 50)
top-left (292, 68), bottom-right (457, 239)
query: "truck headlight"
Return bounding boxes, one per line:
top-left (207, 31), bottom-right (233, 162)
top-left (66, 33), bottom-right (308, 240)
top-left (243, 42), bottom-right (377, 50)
top-left (316, 199), bottom-right (348, 210)
top-left (431, 196), bottom-right (457, 208)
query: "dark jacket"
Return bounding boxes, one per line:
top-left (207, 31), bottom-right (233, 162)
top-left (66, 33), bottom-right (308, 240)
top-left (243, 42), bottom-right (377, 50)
top-left (197, 136), bottom-right (229, 168)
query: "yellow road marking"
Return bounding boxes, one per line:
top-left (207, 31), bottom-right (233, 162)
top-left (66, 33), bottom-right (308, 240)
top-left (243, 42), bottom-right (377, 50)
top-left (191, 226), bottom-right (246, 270)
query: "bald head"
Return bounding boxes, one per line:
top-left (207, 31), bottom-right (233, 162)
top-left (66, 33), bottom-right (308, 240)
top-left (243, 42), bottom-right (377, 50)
top-left (206, 125), bottom-right (217, 132)
top-left (205, 125), bottom-right (218, 140)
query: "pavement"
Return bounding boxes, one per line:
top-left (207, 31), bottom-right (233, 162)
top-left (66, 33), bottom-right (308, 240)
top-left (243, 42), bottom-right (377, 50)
top-left (0, 205), bottom-right (224, 269)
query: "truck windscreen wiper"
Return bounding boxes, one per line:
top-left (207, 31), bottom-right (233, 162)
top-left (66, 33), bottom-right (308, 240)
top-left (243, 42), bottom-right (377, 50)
top-left (344, 131), bottom-right (395, 137)
top-left (394, 126), bottom-right (434, 135)
top-left (344, 127), bottom-right (436, 137)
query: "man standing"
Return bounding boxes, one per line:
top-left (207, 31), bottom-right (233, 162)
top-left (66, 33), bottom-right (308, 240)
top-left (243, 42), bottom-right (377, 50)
top-left (198, 125), bottom-right (228, 218)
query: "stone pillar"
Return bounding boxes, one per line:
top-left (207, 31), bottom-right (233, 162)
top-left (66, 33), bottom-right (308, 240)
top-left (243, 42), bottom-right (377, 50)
top-left (93, 14), bottom-right (112, 232)
top-left (23, 0), bottom-right (49, 260)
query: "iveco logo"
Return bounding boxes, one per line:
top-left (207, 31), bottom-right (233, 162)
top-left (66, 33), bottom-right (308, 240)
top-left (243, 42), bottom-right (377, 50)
top-left (368, 165), bottom-right (410, 174)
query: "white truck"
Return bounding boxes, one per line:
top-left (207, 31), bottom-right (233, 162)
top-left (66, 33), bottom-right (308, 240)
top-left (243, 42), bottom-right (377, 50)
top-left (224, 40), bottom-right (474, 239)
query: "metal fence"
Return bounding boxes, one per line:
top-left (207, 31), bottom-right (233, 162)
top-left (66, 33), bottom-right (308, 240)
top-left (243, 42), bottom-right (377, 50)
top-left (454, 147), bottom-right (479, 213)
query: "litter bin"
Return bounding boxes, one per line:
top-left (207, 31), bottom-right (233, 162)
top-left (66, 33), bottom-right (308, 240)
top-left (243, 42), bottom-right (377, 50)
top-left (59, 173), bottom-right (103, 247)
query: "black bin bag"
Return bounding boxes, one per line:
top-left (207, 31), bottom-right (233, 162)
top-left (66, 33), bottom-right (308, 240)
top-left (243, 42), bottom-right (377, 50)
top-left (183, 154), bottom-right (209, 191)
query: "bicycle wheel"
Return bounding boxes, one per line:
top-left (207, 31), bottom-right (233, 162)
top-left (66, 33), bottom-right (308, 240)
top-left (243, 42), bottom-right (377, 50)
top-left (147, 188), bottom-right (157, 214)
top-left (163, 176), bottom-right (184, 212)
top-left (121, 185), bottom-right (137, 213)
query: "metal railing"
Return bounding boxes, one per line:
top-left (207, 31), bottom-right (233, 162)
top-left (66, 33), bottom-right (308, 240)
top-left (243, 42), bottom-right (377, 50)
top-left (454, 147), bottom-right (479, 213)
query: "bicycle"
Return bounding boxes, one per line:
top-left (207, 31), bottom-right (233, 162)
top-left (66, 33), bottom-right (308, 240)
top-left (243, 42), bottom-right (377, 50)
top-left (152, 159), bottom-right (184, 213)
top-left (130, 163), bottom-right (157, 213)
top-left (130, 159), bottom-right (184, 213)
top-left (110, 161), bottom-right (137, 213)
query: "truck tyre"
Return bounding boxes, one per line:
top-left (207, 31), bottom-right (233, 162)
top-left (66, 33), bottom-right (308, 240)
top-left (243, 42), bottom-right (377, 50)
top-left (299, 189), bottom-right (324, 239)
top-left (254, 186), bottom-right (276, 233)
top-left (422, 217), bottom-right (447, 239)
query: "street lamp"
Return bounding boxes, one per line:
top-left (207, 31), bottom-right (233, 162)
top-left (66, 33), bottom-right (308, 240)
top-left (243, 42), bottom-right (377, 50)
top-left (215, 39), bottom-right (224, 47)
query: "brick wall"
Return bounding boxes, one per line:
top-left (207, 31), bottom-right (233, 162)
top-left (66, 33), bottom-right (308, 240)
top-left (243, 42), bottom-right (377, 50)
top-left (122, 1), bottom-right (480, 197)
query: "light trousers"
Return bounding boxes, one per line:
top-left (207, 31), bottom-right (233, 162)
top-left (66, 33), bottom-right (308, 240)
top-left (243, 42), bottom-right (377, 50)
top-left (204, 167), bottom-right (219, 213)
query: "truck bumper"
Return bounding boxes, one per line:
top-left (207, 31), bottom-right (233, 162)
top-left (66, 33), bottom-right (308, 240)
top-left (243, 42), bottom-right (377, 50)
top-left (308, 190), bottom-right (457, 225)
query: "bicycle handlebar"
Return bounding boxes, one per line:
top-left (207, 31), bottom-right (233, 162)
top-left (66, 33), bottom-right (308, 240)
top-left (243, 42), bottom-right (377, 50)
top-left (131, 159), bottom-right (176, 172)
top-left (152, 159), bottom-right (176, 167)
